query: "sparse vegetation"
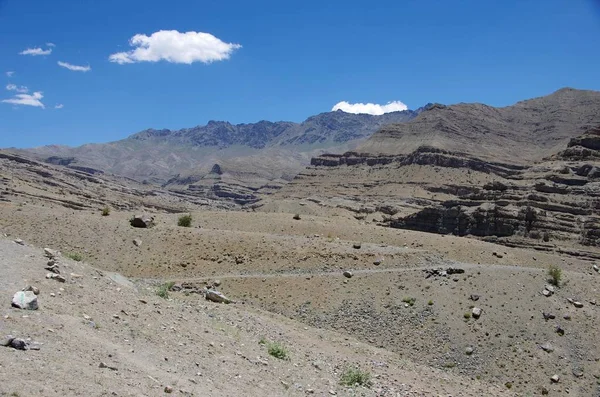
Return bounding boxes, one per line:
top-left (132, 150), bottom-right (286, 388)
top-left (402, 297), bottom-right (416, 306)
top-left (156, 281), bottom-right (175, 299)
top-left (548, 265), bottom-right (562, 286)
top-left (178, 214), bottom-right (192, 227)
top-left (428, 300), bottom-right (434, 306)
top-left (258, 337), bottom-right (267, 345)
top-left (101, 206), bottom-right (110, 216)
top-left (463, 312), bottom-right (471, 319)
top-left (66, 252), bottom-right (83, 262)
top-left (340, 367), bottom-right (372, 387)
top-left (267, 342), bottom-right (289, 360)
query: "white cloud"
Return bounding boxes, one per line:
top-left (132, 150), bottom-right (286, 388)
top-left (55, 104), bottom-right (64, 109)
top-left (58, 61), bottom-right (91, 72)
top-left (19, 47), bottom-right (52, 56)
top-left (331, 100), bottom-right (409, 115)
top-left (2, 91), bottom-right (45, 108)
top-left (6, 71), bottom-right (14, 77)
top-left (46, 42), bottom-right (56, 47)
top-left (6, 84), bottom-right (28, 93)
top-left (109, 30), bottom-right (241, 65)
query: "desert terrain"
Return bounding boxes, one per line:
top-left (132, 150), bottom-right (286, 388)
top-left (1, 88), bottom-right (599, 396)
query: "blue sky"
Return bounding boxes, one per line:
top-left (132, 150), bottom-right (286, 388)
top-left (1, 0), bottom-right (600, 148)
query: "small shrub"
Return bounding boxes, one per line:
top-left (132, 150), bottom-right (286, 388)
top-left (340, 367), bottom-right (372, 387)
top-left (428, 300), bottom-right (434, 306)
top-left (267, 342), bottom-right (289, 360)
top-left (178, 214), bottom-right (192, 227)
top-left (258, 337), bottom-right (267, 345)
top-left (101, 206), bottom-right (110, 216)
top-left (292, 213), bottom-right (301, 220)
top-left (156, 281), bottom-right (175, 299)
top-left (464, 312), bottom-right (472, 319)
top-left (66, 252), bottom-right (83, 262)
top-left (548, 265), bottom-right (562, 286)
top-left (401, 297), bottom-right (416, 306)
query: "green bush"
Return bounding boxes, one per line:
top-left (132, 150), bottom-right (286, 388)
top-left (101, 206), bottom-right (110, 216)
top-left (267, 342), bottom-right (289, 360)
top-left (401, 297), bottom-right (416, 306)
top-left (340, 367), bottom-right (372, 387)
top-left (548, 265), bottom-right (562, 286)
top-left (156, 281), bottom-right (175, 299)
top-left (178, 214), bottom-right (192, 227)
top-left (66, 252), bottom-right (83, 262)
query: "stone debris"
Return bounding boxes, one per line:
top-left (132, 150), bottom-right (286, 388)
top-left (373, 258), bottom-right (383, 266)
top-left (99, 362), bottom-right (118, 371)
top-left (550, 374), bottom-right (559, 383)
top-left (14, 238), bottom-right (24, 245)
top-left (343, 270), bottom-right (353, 278)
top-left (205, 289), bottom-right (233, 304)
top-left (593, 264), bottom-right (599, 272)
top-left (2, 336), bottom-right (41, 351)
top-left (352, 243), bottom-right (362, 249)
top-left (540, 343), bottom-right (554, 353)
top-left (23, 285), bottom-right (40, 295)
top-left (555, 325), bottom-right (565, 336)
top-left (542, 312), bottom-right (555, 321)
top-left (130, 214), bottom-right (155, 228)
top-left (46, 273), bottom-right (66, 283)
top-left (469, 294), bottom-right (480, 301)
top-left (133, 239), bottom-right (142, 247)
top-left (11, 291), bottom-right (38, 310)
top-left (465, 346), bottom-right (474, 355)
top-left (472, 307), bottom-right (482, 319)
top-left (44, 248), bottom-right (60, 259)
top-left (423, 267), bottom-right (465, 279)
top-left (573, 301), bottom-right (584, 308)
top-left (164, 386), bottom-right (174, 393)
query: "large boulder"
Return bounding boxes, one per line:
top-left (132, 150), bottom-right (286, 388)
top-left (130, 214), bottom-right (155, 228)
top-left (12, 291), bottom-right (38, 310)
top-left (205, 289), bottom-right (233, 304)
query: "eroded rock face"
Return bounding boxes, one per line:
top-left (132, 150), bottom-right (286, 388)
top-left (304, 126), bottom-right (600, 249)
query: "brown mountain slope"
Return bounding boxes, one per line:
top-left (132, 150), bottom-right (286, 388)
top-left (359, 88), bottom-right (600, 163)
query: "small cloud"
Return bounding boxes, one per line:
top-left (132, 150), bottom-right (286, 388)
top-left (19, 47), bottom-right (53, 56)
top-left (46, 42), bottom-right (56, 47)
top-left (55, 103), bottom-right (64, 109)
top-left (109, 30), bottom-right (241, 65)
top-left (331, 100), bottom-right (409, 115)
top-left (58, 61), bottom-right (91, 72)
top-left (6, 84), bottom-right (28, 93)
top-left (6, 71), bottom-right (14, 77)
top-left (2, 91), bottom-right (45, 108)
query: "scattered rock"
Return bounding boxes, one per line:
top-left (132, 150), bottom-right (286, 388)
top-left (14, 238), bottom-right (24, 245)
top-left (469, 294), bottom-right (480, 301)
top-left (424, 267), bottom-right (465, 279)
top-left (563, 314), bottom-right (572, 320)
top-left (9, 338), bottom-right (27, 350)
top-left (11, 291), bottom-right (38, 310)
top-left (213, 279), bottom-right (221, 287)
top-left (23, 285), bottom-right (39, 295)
top-left (343, 270), bottom-right (353, 278)
top-left (205, 289), bottom-right (233, 304)
top-left (130, 214), bottom-right (155, 228)
top-left (352, 243), bottom-right (361, 249)
top-left (572, 368), bottom-right (584, 378)
top-left (164, 386), bottom-right (173, 393)
top-left (133, 239), bottom-right (142, 247)
top-left (544, 285), bottom-right (555, 293)
top-left (555, 325), bottom-right (565, 336)
top-left (44, 248), bottom-right (60, 259)
top-left (472, 307), bottom-right (482, 319)
top-left (492, 252), bottom-right (503, 258)
top-left (540, 343), bottom-right (554, 353)
top-left (593, 264), bottom-right (599, 272)
top-left (373, 258), bottom-right (383, 266)
top-left (573, 301), bottom-right (584, 308)
top-left (465, 346), bottom-right (474, 355)
top-left (99, 362), bottom-right (118, 371)
top-left (542, 289), bottom-right (552, 297)
top-left (551, 374), bottom-right (560, 383)
top-left (542, 312), bottom-right (555, 320)
top-left (46, 273), bottom-right (66, 283)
